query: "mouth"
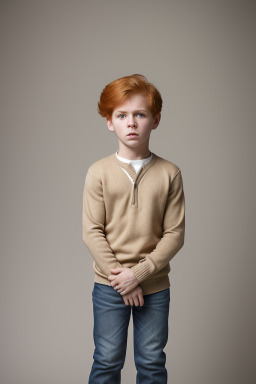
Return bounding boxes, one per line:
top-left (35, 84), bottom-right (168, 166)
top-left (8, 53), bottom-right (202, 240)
top-left (127, 133), bottom-right (139, 136)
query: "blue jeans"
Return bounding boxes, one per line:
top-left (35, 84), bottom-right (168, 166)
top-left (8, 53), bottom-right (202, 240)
top-left (89, 282), bottom-right (170, 384)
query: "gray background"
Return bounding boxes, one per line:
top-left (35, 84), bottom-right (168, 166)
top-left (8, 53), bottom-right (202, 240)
top-left (1, 0), bottom-right (255, 383)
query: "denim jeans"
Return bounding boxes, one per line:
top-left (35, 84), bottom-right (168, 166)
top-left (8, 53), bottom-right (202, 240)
top-left (88, 282), bottom-right (170, 384)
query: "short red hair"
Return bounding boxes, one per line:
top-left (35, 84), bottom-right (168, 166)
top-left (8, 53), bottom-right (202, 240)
top-left (98, 74), bottom-right (162, 119)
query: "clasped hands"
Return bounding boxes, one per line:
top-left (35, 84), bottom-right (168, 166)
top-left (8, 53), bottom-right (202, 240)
top-left (108, 267), bottom-right (144, 307)
top-left (108, 267), bottom-right (138, 295)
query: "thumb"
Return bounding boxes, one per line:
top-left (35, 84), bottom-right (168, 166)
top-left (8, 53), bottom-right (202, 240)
top-left (110, 268), bottom-right (123, 274)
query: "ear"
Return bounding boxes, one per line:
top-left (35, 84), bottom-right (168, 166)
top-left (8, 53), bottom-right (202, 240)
top-left (106, 115), bottom-right (114, 132)
top-left (152, 113), bottom-right (161, 130)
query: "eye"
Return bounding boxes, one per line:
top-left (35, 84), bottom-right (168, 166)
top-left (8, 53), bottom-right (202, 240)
top-left (136, 113), bottom-right (145, 118)
top-left (117, 114), bottom-right (125, 119)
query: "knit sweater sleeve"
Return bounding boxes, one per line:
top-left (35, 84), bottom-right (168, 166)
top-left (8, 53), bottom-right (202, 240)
top-left (82, 168), bottom-right (123, 276)
top-left (130, 169), bottom-right (185, 283)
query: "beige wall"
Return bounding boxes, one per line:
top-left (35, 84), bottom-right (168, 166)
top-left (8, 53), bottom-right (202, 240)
top-left (1, 1), bottom-right (255, 383)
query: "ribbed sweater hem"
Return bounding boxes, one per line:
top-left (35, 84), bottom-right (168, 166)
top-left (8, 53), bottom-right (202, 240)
top-left (93, 273), bottom-right (170, 296)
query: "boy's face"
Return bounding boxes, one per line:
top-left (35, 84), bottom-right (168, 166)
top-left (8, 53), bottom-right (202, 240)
top-left (106, 93), bottom-right (160, 155)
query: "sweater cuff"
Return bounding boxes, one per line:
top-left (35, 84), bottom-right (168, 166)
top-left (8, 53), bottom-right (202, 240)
top-left (131, 259), bottom-right (152, 283)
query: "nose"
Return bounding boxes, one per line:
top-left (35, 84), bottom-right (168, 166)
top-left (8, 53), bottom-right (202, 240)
top-left (128, 115), bottom-right (136, 127)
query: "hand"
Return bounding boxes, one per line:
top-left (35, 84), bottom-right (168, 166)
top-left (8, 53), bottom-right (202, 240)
top-left (108, 267), bottom-right (139, 295)
top-left (122, 285), bottom-right (144, 307)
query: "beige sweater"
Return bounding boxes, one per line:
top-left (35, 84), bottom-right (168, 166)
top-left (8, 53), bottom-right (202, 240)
top-left (82, 151), bottom-right (185, 295)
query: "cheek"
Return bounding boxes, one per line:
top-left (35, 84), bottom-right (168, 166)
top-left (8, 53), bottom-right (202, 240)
top-left (141, 122), bottom-right (152, 132)
top-left (115, 126), bottom-right (125, 135)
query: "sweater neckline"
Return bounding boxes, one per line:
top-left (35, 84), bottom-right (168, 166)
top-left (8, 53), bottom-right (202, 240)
top-left (116, 150), bottom-right (152, 164)
top-left (111, 151), bottom-right (158, 182)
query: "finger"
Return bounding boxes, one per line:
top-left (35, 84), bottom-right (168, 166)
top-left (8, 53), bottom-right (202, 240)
top-left (138, 293), bottom-right (144, 306)
top-left (114, 284), bottom-right (123, 293)
top-left (120, 288), bottom-right (128, 295)
top-left (110, 268), bottom-right (123, 274)
top-left (133, 296), bottom-right (139, 307)
top-left (108, 275), bottom-right (116, 281)
top-left (129, 298), bottom-right (134, 306)
top-left (121, 286), bottom-right (133, 295)
top-left (123, 297), bottom-right (129, 306)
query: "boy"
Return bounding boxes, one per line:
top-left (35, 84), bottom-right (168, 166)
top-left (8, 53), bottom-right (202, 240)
top-left (82, 74), bottom-right (185, 383)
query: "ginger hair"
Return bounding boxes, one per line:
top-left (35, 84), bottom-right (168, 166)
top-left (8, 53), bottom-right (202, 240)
top-left (98, 74), bottom-right (162, 119)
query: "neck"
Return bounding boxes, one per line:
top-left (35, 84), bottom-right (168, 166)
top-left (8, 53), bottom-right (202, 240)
top-left (117, 147), bottom-right (151, 160)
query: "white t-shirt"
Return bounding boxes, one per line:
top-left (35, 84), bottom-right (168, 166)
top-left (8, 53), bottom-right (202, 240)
top-left (116, 150), bottom-right (153, 184)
